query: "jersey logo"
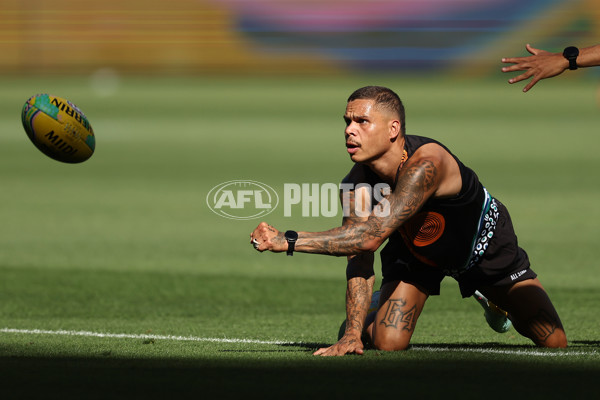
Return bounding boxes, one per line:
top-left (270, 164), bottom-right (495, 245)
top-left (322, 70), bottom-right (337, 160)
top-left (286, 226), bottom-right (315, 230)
top-left (400, 211), bottom-right (445, 247)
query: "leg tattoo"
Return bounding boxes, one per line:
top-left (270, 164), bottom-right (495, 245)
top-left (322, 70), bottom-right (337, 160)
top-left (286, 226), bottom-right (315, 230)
top-left (380, 298), bottom-right (417, 332)
top-left (529, 309), bottom-right (558, 343)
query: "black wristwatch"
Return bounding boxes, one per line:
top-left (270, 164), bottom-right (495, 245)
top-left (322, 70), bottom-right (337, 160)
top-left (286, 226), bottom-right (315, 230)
top-left (284, 230), bottom-right (298, 256)
top-left (563, 46), bottom-right (579, 70)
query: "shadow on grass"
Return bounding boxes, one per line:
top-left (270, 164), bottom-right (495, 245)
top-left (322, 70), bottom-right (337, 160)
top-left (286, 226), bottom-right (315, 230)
top-left (220, 341), bottom-right (329, 353)
top-left (1, 342), bottom-right (598, 400)
top-left (278, 340), bottom-right (584, 352)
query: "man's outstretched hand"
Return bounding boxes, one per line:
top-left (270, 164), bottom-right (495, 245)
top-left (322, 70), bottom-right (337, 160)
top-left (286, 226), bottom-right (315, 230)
top-left (250, 222), bottom-right (287, 253)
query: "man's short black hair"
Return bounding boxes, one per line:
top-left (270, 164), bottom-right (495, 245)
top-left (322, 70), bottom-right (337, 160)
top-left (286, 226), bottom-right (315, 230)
top-left (348, 86), bottom-right (406, 134)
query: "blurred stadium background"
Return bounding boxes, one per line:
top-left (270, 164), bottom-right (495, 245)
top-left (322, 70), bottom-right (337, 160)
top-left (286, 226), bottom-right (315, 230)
top-left (1, 0), bottom-right (599, 77)
top-left (1, 2), bottom-right (599, 397)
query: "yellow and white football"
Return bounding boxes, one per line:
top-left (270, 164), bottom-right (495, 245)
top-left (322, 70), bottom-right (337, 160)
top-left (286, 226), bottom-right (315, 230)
top-left (21, 94), bottom-right (95, 163)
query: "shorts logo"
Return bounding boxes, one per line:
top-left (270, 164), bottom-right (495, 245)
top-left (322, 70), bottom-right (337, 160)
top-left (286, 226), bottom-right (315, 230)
top-left (206, 180), bottom-right (279, 220)
top-left (510, 269), bottom-right (528, 281)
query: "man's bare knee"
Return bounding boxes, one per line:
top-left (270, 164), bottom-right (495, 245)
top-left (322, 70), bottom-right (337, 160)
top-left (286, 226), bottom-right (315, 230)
top-left (547, 333), bottom-right (568, 348)
top-left (371, 312), bottom-right (417, 351)
top-left (372, 332), bottom-right (410, 351)
top-left (534, 329), bottom-right (567, 348)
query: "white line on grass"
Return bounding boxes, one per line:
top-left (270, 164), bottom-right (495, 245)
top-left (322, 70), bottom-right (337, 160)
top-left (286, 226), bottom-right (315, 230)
top-left (0, 328), bottom-right (293, 346)
top-left (1, 328), bottom-right (597, 357)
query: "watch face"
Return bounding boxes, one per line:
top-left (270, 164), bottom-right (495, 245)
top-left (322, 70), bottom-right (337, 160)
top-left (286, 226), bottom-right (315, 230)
top-left (285, 230), bottom-right (298, 241)
top-left (564, 46), bottom-right (579, 58)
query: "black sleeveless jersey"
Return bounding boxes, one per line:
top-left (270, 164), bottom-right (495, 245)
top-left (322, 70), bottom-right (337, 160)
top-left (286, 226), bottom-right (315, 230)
top-left (378, 135), bottom-right (488, 274)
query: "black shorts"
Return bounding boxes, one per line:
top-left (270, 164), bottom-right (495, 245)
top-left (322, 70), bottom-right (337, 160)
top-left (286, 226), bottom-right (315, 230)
top-left (380, 200), bottom-right (536, 298)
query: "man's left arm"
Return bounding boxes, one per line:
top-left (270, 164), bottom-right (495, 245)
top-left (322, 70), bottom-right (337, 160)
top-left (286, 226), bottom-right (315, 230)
top-left (251, 156), bottom-right (439, 256)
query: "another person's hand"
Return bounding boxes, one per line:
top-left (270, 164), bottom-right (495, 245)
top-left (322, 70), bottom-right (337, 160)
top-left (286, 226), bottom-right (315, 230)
top-left (501, 44), bottom-right (568, 92)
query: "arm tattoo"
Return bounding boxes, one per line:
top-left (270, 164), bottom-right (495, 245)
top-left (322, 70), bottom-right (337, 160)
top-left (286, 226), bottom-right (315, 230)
top-left (380, 297), bottom-right (417, 332)
top-left (344, 187), bottom-right (375, 279)
top-left (345, 278), bottom-right (373, 334)
top-left (342, 187), bottom-right (376, 338)
top-left (297, 159), bottom-right (438, 256)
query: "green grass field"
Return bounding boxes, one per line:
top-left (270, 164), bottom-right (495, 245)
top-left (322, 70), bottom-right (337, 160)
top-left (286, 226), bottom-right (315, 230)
top-left (0, 75), bottom-right (599, 398)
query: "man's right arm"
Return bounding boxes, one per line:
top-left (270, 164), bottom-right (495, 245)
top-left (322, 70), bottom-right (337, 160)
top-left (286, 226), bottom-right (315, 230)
top-left (341, 254), bottom-right (375, 350)
top-left (313, 180), bottom-right (375, 356)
